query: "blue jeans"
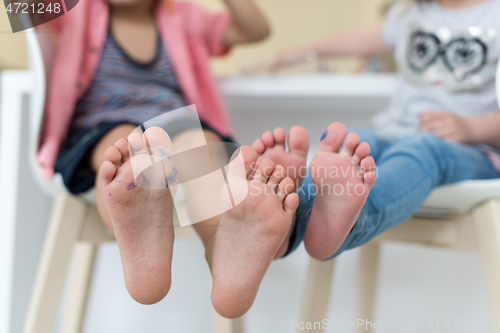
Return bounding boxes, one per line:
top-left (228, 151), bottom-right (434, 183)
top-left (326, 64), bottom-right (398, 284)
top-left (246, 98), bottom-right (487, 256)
top-left (285, 130), bottom-right (500, 259)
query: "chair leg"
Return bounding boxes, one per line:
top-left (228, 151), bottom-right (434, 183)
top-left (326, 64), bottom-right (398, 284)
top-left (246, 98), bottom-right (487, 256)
top-left (60, 242), bottom-right (98, 333)
top-left (23, 194), bottom-right (88, 333)
top-left (356, 242), bottom-right (380, 333)
top-left (472, 200), bottom-right (500, 332)
top-left (299, 258), bottom-right (335, 333)
top-left (213, 311), bottom-right (244, 333)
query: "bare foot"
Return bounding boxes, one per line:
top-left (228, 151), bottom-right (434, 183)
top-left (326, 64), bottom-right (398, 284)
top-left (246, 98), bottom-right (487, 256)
top-left (99, 127), bottom-right (175, 304)
top-left (304, 123), bottom-right (377, 260)
top-left (252, 126), bottom-right (309, 189)
top-left (209, 146), bottom-right (300, 318)
top-left (252, 126), bottom-right (309, 258)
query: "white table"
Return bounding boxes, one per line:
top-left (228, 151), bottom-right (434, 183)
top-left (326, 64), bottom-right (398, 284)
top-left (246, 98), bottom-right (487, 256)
top-left (220, 73), bottom-right (396, 148)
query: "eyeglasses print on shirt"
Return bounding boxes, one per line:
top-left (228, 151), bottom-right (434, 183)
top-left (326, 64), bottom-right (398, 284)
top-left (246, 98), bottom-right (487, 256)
top-left (407, 31), bottom-right (488, 81)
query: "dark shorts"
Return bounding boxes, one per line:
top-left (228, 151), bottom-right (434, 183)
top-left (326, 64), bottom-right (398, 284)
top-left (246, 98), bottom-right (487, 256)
top-left (55, 121), bottom-right (236, 194)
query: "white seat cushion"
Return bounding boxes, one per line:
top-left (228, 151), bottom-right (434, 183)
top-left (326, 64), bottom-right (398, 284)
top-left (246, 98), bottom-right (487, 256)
top-left (421, 178), bottom-right (500, 214)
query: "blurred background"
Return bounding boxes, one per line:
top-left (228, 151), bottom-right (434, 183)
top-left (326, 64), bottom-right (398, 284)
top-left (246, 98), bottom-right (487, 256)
top-left (200, 0), bottom-right (395, 76)
top-left (1, 0), bottom-right (395, 75)
top-left (0, 1), bottom-right (494, 332)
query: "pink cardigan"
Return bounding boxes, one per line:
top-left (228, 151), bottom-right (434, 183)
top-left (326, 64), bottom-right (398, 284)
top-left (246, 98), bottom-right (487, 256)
top-left (37, 0), bottom-right (233, 178)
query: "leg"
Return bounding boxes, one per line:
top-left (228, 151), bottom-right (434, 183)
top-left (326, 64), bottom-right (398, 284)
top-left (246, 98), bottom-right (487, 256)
top-left (315, 132), bottom-right (500, 259)
top-left (169, 129), bottom-right (229, 249)
top-left (472, 200), bottom-right (500, 330)
top-left (96, 125), bottom-right (175, 304)
top-left (356, 242), bottom-right (380, 333)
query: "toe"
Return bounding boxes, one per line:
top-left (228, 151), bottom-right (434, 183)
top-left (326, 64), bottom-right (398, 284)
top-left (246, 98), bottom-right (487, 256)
top-left (236, 146), bottom-right (259, 178)
top-left (340, 133), bottom-right (361, 157)
top-left (114, 138), bottom-right (130, 161)
top-left (317, 122), bottom-right (348, 153)
top-left (104, 146), bottom-right (122, 167)
top-left (267, 164), bottom-right (286, 192)
top-left (252, 139), bottom-right (266, 154)
top-left (253, 158), bottom-right (275, 183)
top-left (273, 127), bottom-right (287, 147)
top-left (364, 170), bottom-right (377, 187)
top-left (100, 160), bottom-right (117, 186)
top-left (144, 127), bottom-right (172, 162)
top-left (361, 156), bottom-right (377, 187)
top-left (128, 131), bottom-right (153, 182)
top-left (128, 131), bottom-right (148, 155)
top-left (276, 177), bottom-right (295, 202)
top-left (353, 141), bottom-right (371, 164)
top-left (283, 192), bottom-right (300, 216)
top-left (262, 131), bottom-right (275, 148)
top-left (288, 126), bottom-right (309, 158)
top-left (360, 155), bottom-right (376, 172)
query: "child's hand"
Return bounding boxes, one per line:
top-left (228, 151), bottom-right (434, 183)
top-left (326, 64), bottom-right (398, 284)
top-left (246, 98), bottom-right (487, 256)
top-left (270, 23), bottom-right (387, 72)
top-left (419, 111), bottom-right (474, 144)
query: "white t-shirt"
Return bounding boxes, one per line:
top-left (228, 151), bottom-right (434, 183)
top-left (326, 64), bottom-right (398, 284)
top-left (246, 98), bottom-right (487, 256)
top-left (373, 0), bottom-right (500, 141)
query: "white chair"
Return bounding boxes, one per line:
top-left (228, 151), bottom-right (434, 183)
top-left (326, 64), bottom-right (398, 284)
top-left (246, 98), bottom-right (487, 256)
top-left (299, 60), bottom-right (500, 332)
top-left (0, 27), bottom-right (243, 333)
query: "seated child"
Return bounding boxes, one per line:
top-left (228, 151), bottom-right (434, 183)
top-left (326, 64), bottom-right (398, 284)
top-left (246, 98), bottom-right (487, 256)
top-left (37, 0), bottom-right (300, 318)
top-left (262, 0), bottom-right (500, 260)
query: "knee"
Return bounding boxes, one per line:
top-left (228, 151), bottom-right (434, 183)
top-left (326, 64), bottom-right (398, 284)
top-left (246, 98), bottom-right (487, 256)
top-left (399, 132), bottom-right (445, 152)
top-left (383, 132), bottom-right (447, 165)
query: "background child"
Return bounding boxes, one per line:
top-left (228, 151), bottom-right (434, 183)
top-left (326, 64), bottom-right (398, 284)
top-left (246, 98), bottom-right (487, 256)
top-left (263, 0), bottom-right (500, 260)
top-left (36, 0), bottom-right (301, 318)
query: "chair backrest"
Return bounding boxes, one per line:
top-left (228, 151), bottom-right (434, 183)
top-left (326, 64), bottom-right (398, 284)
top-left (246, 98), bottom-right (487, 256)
top-left (25, 28), bottom-right (65, 197)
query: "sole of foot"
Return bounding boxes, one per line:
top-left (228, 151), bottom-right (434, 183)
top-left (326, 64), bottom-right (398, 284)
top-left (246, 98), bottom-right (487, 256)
top-left (303, 122), bottom-right (377, 260)
top-left (209, 146), bottom-right (300, 318)
top-left (252, 126), bottom-right (309, 258)
top-left (99, 127), bottom-right (175, 304)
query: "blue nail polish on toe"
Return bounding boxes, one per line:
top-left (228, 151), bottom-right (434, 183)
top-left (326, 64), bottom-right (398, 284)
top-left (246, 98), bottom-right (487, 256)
top-left (320, 130), bottom-right (328, 141)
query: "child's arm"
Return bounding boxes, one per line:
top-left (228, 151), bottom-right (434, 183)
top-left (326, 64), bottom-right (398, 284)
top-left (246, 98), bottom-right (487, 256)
top-left (419, 111), bottom-right (500, 146)
top-left (222, 0), bottom-right (270, 46)
top-left (271, 23), bottom-right (389, 70)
